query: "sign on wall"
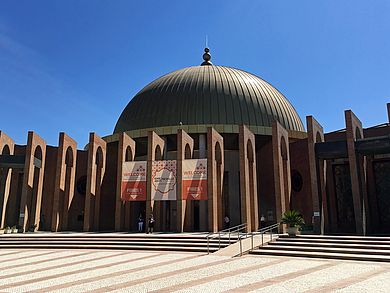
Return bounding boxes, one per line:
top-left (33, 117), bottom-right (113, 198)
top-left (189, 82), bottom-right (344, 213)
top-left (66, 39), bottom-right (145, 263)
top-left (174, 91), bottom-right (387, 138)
top-left (121, 161), bottom-right (147, 201)
top-left (151, 160), bottom-right (177, 200)
top-left (182, 159), bottom-right (208, 200)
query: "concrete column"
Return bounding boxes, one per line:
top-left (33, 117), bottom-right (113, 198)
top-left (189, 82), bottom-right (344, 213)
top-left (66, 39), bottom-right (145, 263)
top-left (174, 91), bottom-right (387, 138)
top-left (239, 125), bottom-right (258, 232)
top-left (345, 110), bottom-right (367, 235)
top-left (146, 131), bottom-right (165, 231)
top-left (0, 131), bottom-right (15, 229)
top-left (83, 133), bottom-right (106, 232)
top-left (176, 129), bottom-right (194, 232)
top-left (306, 116), bottom-right (325, 234)
top-left (19, 132), bottom-right (46, 232)
top-left (387, 103), bottom-right (390, 123)
top-left (272, 122), bottom-right (291, 230)
top-left (115, 132), bottom-right (135, 231)
top-left (199, 134), bottom-right (208, 231)
top-left (207, 128), bottom-right (224, 232)
top-left (51, 133), bottom-right (77, 232)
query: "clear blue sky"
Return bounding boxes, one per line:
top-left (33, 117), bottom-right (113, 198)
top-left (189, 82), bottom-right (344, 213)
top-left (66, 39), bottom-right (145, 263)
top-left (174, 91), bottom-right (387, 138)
top-left (1, 1), bottom-right (389, 147)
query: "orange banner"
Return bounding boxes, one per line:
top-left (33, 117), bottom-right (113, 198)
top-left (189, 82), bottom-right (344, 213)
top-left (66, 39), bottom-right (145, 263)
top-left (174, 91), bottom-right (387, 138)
top-left (182, 159), bottom-right (207, 200)
top-left (121, 161), bottom-right (147, 201)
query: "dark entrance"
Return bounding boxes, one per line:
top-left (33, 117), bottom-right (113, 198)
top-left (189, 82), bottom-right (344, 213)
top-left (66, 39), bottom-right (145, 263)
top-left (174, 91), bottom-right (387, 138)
top-left (373, 161), bottom-right (390, 234)
top-left (333, 164), bottom-right (356, 234)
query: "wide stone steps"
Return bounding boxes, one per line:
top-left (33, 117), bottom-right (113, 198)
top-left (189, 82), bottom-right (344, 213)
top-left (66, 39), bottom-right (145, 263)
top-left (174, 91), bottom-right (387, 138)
top-left (250, 235), bottom-right (390, 262)
top-left (0, 233), bottom-right (237, 253)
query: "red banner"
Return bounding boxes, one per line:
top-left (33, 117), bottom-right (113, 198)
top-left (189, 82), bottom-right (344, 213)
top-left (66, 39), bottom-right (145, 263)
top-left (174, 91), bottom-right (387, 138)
top-left (121, 161), bottom-right (147, 201)
top-left (182, 159), bottom-right (207, 200)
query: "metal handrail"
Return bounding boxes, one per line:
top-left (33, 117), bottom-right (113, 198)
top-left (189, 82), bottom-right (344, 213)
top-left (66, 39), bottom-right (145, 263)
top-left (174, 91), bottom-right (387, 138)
top-left (238, 222), bottom-right (281, 256)
top-left (206, 223), bottom-right (247, 254)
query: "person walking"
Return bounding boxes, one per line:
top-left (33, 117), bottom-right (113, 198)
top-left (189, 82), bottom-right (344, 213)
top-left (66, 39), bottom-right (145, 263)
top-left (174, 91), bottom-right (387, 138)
top-left (224, 215), bottom-right (230, 230)
top-left (137, 214), bottom-right (144, 232)
top-left (147, 214), bottom-right (155, 234)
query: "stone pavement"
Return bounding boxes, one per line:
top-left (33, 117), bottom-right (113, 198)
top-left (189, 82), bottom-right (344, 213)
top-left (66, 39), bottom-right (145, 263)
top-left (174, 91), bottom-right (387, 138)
top-left (0, 249), bottom-right (389, 292)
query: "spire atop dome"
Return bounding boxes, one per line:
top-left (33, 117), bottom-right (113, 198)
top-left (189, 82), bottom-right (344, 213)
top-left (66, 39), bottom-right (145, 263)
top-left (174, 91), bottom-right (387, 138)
top-left (201, 47), bottom-right (212, 66)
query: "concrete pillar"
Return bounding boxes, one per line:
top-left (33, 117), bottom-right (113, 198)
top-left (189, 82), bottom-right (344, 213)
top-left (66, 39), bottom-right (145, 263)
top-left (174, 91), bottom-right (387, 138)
top-left (387, 103), bottom-right (390, 123)
top-left (0, 131), bottom-right (15, 229)
top-left (199, 134), bottom-right (208, 231)
top-left (272, 122), bottom-right (291, 229)
top-left (146, 131), bottom-right (165, 231)
top-left (207, 128), bottom-right (224, 232)
top-left (83, 133), bottom-right (106, 232)
top-left (115, 132), bottom-right (135, 231)
top-left (51, 133), bottom-right (77, 232)
top-left (176, 129), bottom-right (194, 232)
top-left (239, 125), bottom-right (258, 232)
top-left (306, 116), bottom-right (326, 234)
top-left (345, 110), bottom-right (368, 235)
top-left (19, 132), bottom-right (46, 232)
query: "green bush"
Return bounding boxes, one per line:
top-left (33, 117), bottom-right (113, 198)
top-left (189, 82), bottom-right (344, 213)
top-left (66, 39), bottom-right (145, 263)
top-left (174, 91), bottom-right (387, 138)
top-left (281, 210), bottom-right (305, 228)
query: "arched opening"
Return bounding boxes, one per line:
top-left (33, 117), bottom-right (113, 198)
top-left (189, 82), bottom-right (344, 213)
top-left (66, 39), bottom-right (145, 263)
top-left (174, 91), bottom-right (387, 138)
top-left (355, 127), bottom-right (362, 140)
top-left (155, 145), bottom-right (163, 161)
top-left (280, 137), bottom-right (290, 212)
top-left (316, 132), bottom-right (322, 143)
top-left (247, 140), bottom-right (256, 230)
top-left (184, 144), bottom-right (192, 160)
top-left (125, 146), bottom-right (133, 162)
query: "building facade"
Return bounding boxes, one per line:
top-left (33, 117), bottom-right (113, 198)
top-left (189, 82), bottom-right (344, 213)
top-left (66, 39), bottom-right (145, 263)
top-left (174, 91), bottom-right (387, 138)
top-left (1, 49), bottom-right (389, 235)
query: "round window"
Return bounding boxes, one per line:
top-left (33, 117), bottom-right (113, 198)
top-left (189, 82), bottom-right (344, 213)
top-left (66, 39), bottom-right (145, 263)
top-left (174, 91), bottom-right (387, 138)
top-left (291, 170), bottom-right (303, 192)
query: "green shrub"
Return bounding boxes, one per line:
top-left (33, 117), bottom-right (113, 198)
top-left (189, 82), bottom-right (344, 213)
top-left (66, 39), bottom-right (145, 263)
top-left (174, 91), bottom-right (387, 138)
top-left (281, 210), bottom-right (305, 228)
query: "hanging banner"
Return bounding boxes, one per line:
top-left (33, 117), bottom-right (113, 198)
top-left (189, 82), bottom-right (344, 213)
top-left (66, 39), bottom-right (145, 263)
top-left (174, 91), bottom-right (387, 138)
top-left (151, 160), bottom-right (177, 200)
top-left (121, 161), bottom-right (147, 201)
top-left (182, 159), bottom-right (208, 200)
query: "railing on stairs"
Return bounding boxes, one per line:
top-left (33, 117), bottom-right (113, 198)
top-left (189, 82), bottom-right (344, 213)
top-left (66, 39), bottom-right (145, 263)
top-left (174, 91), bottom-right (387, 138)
top-left (206, 223), bottom-right (247, 254)
top-left (238, 223), bottom-right (280, 256)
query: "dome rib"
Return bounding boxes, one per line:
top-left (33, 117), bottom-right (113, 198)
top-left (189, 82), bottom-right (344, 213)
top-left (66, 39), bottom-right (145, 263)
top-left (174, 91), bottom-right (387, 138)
top-left (114, 65), bottom-right (305, 134)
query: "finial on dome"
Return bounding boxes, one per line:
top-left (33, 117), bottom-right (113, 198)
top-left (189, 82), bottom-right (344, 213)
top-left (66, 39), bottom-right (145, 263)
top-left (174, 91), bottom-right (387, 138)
top-left (201, 47), bottom-right (213, 66)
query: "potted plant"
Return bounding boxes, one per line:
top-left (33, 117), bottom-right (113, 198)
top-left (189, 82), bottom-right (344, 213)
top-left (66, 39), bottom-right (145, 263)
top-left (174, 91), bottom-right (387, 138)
top-left (281, 210), bottom-right (305, 237)
top-left (4, 226), bottom-right (11, 234)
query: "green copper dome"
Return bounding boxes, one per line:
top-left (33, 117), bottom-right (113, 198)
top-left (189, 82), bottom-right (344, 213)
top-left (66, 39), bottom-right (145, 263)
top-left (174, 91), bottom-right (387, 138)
top-left (114, 65), bottom-right (304, 135)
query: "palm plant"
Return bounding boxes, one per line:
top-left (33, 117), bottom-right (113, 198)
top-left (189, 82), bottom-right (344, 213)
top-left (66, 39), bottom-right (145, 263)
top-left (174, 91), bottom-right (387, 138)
top-left (281, 210), bottom-right (305, 228)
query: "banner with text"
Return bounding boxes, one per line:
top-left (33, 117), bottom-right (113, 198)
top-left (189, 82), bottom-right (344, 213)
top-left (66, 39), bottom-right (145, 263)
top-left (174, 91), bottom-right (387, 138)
top-left (151, 160), bottom-right (177, 200)
top-left (121, 161), bottom-right (147, 201)
top-left (182, 159), bottom-right (208, 200)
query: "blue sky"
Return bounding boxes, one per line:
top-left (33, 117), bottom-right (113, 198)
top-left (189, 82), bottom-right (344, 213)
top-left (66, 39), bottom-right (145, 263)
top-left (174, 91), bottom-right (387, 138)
top-left (0, 1), bottom-right (389, 146)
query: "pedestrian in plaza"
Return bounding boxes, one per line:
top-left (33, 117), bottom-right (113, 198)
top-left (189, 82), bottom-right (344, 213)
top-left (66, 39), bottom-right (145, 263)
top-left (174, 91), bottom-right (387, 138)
top-left (147, 214), bottom-right (155, 234)
top-left (224, 215), bottom-right (230, 230)
top-left (137, 214), bottom-right (144, 232)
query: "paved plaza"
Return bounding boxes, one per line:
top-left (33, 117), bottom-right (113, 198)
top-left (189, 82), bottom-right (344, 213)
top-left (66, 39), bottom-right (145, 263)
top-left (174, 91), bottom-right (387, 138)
top-left (0, 248), bottom-right (389, 292)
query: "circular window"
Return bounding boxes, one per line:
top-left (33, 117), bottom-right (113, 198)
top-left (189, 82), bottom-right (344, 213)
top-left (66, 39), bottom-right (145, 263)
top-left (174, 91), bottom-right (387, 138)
top-left (76, 176), bottom-right (87, 195)
top-left (291, 170), bottom-right (303, 192)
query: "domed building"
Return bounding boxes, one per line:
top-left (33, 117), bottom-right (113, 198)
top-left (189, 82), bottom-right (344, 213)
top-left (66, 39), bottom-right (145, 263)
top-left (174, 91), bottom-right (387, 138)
top-left (0, 49), bottom-right (389, 236)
